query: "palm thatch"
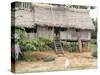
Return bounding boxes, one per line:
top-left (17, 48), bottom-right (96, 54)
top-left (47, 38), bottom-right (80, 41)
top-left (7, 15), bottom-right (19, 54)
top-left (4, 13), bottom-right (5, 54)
top-left (34, 4), bottom-right (94, 30)
top-left (12, 3), bottom-right (95, 30)
top-left (11, 9), bottom-right (35, 28)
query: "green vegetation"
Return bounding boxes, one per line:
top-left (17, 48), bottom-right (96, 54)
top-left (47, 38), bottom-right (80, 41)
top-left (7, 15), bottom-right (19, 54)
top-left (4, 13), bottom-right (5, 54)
top-left (91, 44), bottom-right (97, 58)
top-left (14, 28), bottom-right (54, 61)
top-left (19, 37), bottom-right (52, 51)
top-left (91, 18), bottom-right (97, 39)
top-left (21, 51), bottom-right (37, 62)
top-left (13, 26), bottom-right (97, 61)
top-left (91, 18), bottom-right (97, 57)
top-left (64, 42), bottom-right (78, 52)
top-left (15, 28), bottom-right (52, 52)
top-left (90, 39), bottom-right (97, 58)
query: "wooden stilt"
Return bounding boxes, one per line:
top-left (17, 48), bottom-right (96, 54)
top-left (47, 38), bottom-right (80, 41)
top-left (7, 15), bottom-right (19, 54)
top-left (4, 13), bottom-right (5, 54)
top-left (78, 39), bottom-right (82, 52)
top-left (77, 31), bottom-right (82, 52)
top-left (87, 42), bottom-right (90, 51)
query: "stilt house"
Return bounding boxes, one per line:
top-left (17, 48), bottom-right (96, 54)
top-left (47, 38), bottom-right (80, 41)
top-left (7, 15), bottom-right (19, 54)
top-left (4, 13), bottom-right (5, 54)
top-left (11, 2), bottom-right (95, 52)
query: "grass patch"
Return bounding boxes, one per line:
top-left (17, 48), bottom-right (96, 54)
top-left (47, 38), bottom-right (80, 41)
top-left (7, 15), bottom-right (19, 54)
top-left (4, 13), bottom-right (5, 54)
top-left (21, 51), bottom-right (56, 62)
top-left (22, 51), bottom-right (38, 62)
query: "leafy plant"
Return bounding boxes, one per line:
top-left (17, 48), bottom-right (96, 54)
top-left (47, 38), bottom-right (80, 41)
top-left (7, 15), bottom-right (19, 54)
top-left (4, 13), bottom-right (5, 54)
top-left (66, 42), bottom-right (78, 52)
top-left (91, 44), bottom-right (97, 58)
top-left (14, 27), bottom-right (52, 52)
top-left (18, 37), bottom-right (52, 51)
top-left (15, 27), bottom-right (27, 44)
top-left (92, 50), bottom-right (97, 58)
top-left (31, 37), bottom-right (52, 51)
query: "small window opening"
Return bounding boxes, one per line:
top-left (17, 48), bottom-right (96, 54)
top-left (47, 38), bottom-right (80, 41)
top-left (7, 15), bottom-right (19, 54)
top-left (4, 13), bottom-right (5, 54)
top-left (48, 27), bottom-right (52, 30)
top-left (60, 28), bottom-right (66, 31)
top-left (25, 28), bottom-right (37, 33)
top-left (76, 29), bottom-right (80, 32)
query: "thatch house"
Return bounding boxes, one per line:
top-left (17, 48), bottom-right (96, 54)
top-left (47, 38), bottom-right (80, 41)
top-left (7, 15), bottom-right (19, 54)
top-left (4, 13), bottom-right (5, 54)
top-left (11, 2), bottom-right (95, 52)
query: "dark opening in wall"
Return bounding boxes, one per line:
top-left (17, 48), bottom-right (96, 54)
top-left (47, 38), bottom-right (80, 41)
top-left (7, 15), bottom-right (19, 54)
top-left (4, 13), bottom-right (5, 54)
top-left (60, 28), bottom-right (66, 31)
top-left (48, 27), bottom-right (52, 30)
top-left (25, 28), bottom-right (37, 33)
top-left (11, 2), bottom-right (22, 8)
top-left (76, 29), bottom-right (80, 32)
top-left (34, 29), bottom-right (37, 33)
top-left (11, 26), bottom-right (24, 33)
top-left (11, 2), bottom-right (15, 8)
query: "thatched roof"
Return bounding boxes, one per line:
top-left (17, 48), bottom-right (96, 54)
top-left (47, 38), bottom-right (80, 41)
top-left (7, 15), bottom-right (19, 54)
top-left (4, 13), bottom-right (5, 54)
top-left (34, 4), bottom-right (94, 30)
top-left (12, 3), bottom-right (95, 30)
top-left (11, 9), bottom-right (35, 28)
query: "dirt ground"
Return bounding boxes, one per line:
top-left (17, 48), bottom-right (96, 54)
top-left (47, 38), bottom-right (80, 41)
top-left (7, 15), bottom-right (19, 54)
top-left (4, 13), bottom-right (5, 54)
top-left (15, 51), bottom-right (97, 73)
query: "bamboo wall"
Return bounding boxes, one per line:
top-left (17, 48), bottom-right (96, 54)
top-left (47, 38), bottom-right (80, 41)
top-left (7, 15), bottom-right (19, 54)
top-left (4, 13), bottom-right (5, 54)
top-left (27, 33), bottom-right (36, 39)
top-left (37, 26), bottom-right (54, 40)
top-left (60, 29), bottom-right (91, 41)
top-left (37, 27), bottom-right (91, 41)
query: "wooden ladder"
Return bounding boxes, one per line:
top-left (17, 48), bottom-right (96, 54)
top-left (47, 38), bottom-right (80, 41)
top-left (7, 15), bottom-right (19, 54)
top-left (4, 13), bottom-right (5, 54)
top-left (54, 39), bottom-right (64, 56)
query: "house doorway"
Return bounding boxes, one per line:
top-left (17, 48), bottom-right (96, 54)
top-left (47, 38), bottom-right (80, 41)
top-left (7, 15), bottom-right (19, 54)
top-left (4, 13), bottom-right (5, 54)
top-left (54, 27), bottom-right (60, 39)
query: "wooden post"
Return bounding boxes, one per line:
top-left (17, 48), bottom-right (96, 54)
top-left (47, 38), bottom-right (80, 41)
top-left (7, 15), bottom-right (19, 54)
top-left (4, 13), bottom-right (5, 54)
top-left (53, 27), bottom-right (54, 40)
top-left (87, 42), bottom-right (90, 51)
top-left (78, 39), bottom-right (82, 52)
top-left (77, 30), bottom-right (82, 52)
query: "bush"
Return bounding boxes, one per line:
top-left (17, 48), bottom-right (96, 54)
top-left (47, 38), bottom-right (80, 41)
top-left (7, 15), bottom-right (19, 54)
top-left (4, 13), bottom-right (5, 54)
top-left (14, 27), bottom-right (53, 52)
top-left (66, 42), bottom-right (78, 52)
top-left (18, 37), bottom-right (52, 52)
top-left (22, 51), bottom-right (37, 62)
top-left (92, 50), bottom-right (97, 58)
top-left (91, 44), bottom-right (97, 58)
top-left (19, 40), bottom-right (37, 51)
top-left (47, 42), bottom-right (55, 49)
top-left (14, 28), bottom-right (53, 60)
top-left (31, 37), bottom-right (52, 51)
top-left (91, 39), bottom-right (97, 44)
top-left (15, 27), bottom-right (27, 44)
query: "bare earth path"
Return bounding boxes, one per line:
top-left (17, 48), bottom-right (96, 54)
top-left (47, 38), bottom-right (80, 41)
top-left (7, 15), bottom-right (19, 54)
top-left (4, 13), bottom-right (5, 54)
top-left (15, 51), bottom-right (97, 73)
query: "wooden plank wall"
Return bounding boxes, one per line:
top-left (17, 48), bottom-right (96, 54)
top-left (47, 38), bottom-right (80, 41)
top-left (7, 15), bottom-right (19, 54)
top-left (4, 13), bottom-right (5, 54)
top-left (37, 27), bottom-right (91, 41)
top-left (27, 33), bottom-right (36, 39)
top-left (37, 26), bottom-right (54, 40)
top-left (60, 29), bottom-right (91, 41)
